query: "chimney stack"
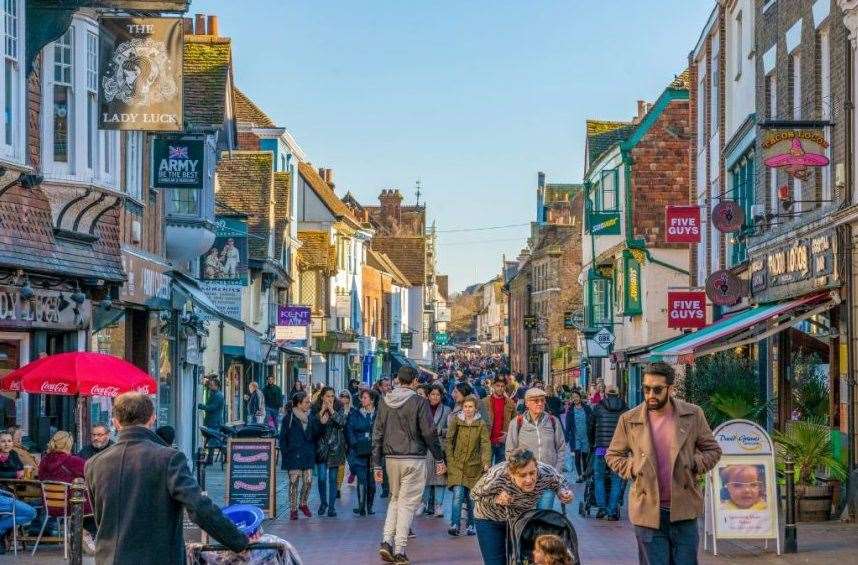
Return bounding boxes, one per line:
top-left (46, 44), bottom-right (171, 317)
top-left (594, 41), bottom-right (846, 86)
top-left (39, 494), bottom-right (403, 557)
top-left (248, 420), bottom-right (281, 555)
top-left (194, 13), bottom-right (207, 35)
top-left (379, 189), bottom-right (403, 224)
top-left (182, 17), bottom-right (193, 35)
top-left (537, 171), bottom-right (545, 189)
top-left (207, 15), bottom-right (219, 37)
top-left (635, 100), bottom-right (652, 123)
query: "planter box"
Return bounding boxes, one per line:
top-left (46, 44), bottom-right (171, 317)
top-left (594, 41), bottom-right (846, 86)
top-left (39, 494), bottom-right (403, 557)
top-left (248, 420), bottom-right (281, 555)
top-left (795, 484), bottom-right (833, 522)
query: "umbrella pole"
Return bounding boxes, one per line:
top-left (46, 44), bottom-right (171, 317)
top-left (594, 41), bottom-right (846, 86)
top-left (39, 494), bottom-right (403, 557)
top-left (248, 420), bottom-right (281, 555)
top-left (76, 395), bottom-right (84, 451)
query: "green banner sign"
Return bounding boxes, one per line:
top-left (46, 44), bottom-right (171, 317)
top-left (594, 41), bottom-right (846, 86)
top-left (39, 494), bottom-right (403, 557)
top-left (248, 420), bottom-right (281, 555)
top-left (434, 332), bottom-right (449, 345)
top-left (587, 211), bottom-right (621, 236)
top-left (622, 251), bottom-right (642, 316)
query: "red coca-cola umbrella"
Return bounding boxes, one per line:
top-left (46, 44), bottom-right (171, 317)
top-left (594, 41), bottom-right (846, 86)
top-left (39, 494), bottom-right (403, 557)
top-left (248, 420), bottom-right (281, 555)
top-left (0, 352), bottom-right (157, 397)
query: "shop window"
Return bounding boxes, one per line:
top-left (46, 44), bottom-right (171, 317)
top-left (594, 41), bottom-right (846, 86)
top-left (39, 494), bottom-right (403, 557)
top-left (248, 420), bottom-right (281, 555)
top-left (729, 154), bottom-right (755, 266)
top-left (168, 188), bottom-right (200, 215)
top-left (594, 169), bottom-right (619, 212)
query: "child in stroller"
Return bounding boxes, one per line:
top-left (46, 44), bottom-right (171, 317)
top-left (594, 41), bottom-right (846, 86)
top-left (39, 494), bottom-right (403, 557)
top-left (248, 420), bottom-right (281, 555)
top-left (508, 508), bottom-right (580, 565)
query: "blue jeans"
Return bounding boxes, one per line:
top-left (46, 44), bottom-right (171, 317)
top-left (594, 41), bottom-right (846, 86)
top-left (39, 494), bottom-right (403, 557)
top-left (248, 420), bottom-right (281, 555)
top-left (0, 495), bottom-right (36, 536)
top-left (491, 443), bottom-right (505, 465)
top-left (537, 489), bottom-right (555, 510)
top-left (635, 508), bottom-right (699, 565)
top-left (316, 464), bottom-right (338, 510)
top-left (450, 485), bottom-right (474, 528)
top-left (594, 454), bottom-right (623, 515)
top-left (474, 518), bottom-right (508, 565)
top-left (265, 407), bottom-right (280, 428)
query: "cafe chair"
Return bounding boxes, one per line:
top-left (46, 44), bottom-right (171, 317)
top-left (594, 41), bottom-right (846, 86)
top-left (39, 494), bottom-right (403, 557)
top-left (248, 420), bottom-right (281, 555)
top-left (31, 481), bottom-right (91, 558)
top-left (0, 486), bottom-right (19, 556)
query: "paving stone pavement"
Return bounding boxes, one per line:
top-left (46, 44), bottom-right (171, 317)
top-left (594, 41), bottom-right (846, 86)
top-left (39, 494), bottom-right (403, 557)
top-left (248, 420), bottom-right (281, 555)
top-left (8, 464), bottom-right (858, 564)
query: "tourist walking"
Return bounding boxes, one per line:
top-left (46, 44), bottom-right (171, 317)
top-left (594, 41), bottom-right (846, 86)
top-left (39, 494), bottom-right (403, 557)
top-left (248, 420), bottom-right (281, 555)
top-left (199, 377), bottom-right (225, 465)
top-left (563, 390), bottom-right (591, 482)
top-left (606, 363), bottom-right (722, 564)
top-left (423, 384), bottom-right (450, 517)
top-left (504, 387), bottom-right (566, 509)
top-left (311, 387), bottom-right (347, 517)
top-left (86, 392), bottom-right (247, 564)
top-left (263, 375), bottom-right (284, 429)
top-left (279, 390), bottom-right (317, 520)
top-left (373, 367), bottom-right (445, 564)
top-left (481, 374), bottom-right (516, 464)
top-left (246, 381), bottom-right (266, 425)
top-left (588, 385), bottom-right (628, 520)
top-left (471, 448), bottom-right (573, 565)
top-left (346, 389), bottom-right (376, 516)
top-left (446, 395), bottom-right (491, 537)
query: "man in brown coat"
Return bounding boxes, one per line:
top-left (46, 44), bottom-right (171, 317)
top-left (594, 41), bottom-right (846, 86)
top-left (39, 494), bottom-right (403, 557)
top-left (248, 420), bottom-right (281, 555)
top-left (481, 374), bottom-right (516, 464)
top-left (606, 362), bottom-right (721, 565)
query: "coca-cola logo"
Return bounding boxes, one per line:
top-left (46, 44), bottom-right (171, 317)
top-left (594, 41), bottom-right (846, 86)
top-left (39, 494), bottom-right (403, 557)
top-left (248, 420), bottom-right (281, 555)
top-left (8, 381), bottom-right (19, 391)
top-left (90, 385), bottom-right (120, 397)
top-left (135, 384), bottom-right (151, 394)
top-left (41, 382), bottom-right (70, 394)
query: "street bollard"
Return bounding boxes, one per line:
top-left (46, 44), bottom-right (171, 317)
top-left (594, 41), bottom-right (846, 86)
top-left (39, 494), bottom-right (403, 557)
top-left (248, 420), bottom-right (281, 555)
top-left (68, 477), bottom-right (87, 565)
top-left (784, 456), bottom-right (797, 553)
top-left (196, 446), bottom-right (207, 490)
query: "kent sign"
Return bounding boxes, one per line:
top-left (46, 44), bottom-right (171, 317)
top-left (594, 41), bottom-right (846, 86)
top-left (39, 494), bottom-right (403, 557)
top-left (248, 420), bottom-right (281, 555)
top-left (665, 205), bottom-right (701, 244)
top-left (667, 291), bottom-right (706, 329)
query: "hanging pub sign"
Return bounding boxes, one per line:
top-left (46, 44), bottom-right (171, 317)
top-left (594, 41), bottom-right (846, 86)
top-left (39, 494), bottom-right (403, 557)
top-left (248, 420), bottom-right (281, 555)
top-left (200, 216), bottom-right (249, 286)
top-left (712, 201), bottom-right (744, 233)
top-left (586, 210), bottom-right (621, 236)
top-left (749, 228), bottom-right (836, 302)
top-left (706, 270), bottom-right (742, 306)
top-left (762, 129), bottom-right (829, 180)
top-left (98, 17), bottom-right (183, 131)
top-left (667, 291), bottom-right (707, 329)
top-left (665, 205), bottom-right (701, 243)
top-left (152, 136), bottom-right (205, 189)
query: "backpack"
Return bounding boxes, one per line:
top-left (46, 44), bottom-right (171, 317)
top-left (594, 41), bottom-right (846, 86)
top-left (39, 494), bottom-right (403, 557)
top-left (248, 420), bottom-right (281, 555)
top-left (514, 414), bottom-right (560, 451)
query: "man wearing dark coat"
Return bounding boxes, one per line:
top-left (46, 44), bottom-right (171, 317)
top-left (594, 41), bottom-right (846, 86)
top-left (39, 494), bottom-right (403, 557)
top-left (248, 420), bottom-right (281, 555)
top-left (85, 392), bottom-right (247, 564)
top-left (199, 377), bottom-right (226, 464)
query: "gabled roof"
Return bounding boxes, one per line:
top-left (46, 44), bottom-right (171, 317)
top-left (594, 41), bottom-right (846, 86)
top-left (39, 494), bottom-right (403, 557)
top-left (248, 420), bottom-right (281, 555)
top-left (297, 231), bottom-right (336, 273)
top-left (370, 236), bottom-right (427, 286)
top-left (585, 120), bottom-right (634, 172)
top-left (215, 151), bottom-right (274, 260)
top-left (670, 69), bottom-right (691, 90)
top-left (297, 162), bottom-right (360, 228)
top-left (183, 36), bottom-right (232, 127)
top-left (234, 87), bottom-right (275, 127)
top-left (529, 224), bottom-right (579, 260)
top-left (367, 248), bottom-right (411, 287)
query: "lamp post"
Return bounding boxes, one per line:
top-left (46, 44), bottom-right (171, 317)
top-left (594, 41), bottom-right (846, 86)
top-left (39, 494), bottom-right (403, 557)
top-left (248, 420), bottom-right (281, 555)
top-left (784, 456), bottom-right (797, 553)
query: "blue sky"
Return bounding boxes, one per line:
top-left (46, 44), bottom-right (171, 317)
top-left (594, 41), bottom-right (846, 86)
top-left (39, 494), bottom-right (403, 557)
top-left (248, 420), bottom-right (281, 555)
top-left (192, 0), bottom-right (713, 292)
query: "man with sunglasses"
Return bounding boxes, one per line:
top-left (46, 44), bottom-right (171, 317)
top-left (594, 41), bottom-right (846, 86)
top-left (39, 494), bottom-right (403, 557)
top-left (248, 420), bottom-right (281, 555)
top-left (606, 362), bottom-right (721, 565)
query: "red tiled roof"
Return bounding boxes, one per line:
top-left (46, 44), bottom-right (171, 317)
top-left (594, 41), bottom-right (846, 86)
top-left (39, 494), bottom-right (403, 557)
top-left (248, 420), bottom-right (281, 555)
top-left (234, 87), bottom-right (275, 127)
top-left (370, 236), bottom-right (426, 286)
top-left (297, 163), bottom-right (360, 227)
top-left (216, 151), bottom-right (274, 260)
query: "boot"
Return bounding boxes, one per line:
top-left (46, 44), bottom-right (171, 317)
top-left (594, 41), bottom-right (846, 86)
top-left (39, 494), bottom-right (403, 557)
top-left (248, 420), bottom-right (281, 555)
top-left (353, 483), bottom-right (366, 516)
top-left (366, 486), bottom-right (376, 515)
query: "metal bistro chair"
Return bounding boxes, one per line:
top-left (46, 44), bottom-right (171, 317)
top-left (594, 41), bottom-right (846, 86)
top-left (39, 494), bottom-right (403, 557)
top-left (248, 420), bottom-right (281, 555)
top-left (0, 485), bottom-right (19, 556)
top-left (31, 480), bottom-right (91, 558)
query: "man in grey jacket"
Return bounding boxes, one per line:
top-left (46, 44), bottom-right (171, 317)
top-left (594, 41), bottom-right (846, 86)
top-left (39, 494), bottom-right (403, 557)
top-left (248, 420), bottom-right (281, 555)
top-left (505, 387), bottom-right (566, 509)
top-left (373, 367), bottom-right (446, 564)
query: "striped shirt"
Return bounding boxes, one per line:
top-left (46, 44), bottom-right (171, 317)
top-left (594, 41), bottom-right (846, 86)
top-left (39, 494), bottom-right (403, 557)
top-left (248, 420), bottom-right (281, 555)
top-left (471, 460), bottom-right (570, 522)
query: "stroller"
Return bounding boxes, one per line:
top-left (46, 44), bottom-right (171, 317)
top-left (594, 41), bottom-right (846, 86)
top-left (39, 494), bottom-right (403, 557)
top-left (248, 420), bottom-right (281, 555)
top-left (578, 454), bottom-right (626, 518)
top-left (508, 508), bottom-right (580, 565)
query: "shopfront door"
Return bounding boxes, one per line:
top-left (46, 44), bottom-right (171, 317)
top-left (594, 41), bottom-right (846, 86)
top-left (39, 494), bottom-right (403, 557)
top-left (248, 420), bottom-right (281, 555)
top-left (0, 333), bottom-right (29, 433)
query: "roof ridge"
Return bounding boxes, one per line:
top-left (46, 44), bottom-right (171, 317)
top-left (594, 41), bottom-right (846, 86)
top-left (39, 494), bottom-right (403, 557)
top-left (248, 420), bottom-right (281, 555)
top-left (185, 35), bottom-right (231, 45)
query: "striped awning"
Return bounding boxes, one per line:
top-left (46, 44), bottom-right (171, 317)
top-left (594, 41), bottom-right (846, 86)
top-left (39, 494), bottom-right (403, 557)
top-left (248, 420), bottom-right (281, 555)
top-left (636, 292), bottom-right (836, 364)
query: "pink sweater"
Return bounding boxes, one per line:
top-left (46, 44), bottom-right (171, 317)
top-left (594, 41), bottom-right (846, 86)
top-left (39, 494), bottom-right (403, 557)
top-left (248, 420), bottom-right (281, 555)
top-left (647, 407), bottom-right (675, 508)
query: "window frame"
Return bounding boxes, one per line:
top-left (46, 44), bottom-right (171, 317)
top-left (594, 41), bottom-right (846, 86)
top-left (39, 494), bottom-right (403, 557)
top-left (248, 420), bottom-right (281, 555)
top-left (0, 0), bottom-right (23, 162)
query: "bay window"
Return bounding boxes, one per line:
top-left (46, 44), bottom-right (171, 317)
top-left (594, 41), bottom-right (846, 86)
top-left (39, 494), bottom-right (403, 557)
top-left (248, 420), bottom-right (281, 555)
top-left (53, 29), bottom-right (72, 164)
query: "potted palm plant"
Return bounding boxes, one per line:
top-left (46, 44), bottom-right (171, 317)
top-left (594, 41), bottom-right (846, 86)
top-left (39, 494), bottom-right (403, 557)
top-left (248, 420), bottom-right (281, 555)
top-left (773, 420), bottom-right (847, 521)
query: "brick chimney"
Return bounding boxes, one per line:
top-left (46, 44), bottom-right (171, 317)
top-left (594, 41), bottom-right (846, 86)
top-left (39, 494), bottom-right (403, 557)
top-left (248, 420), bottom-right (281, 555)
top-left (207, 15), bottom-right (219, 37)
top-left (182, 17), bottom-right (193, 34)
top-left (194, 13), bottom-right (207, 35)
top-left (537, 171), bottom-right (545, 189)
top-left (634, 100), bottom-right (652, 124)
top-left (379, 189), bottom-right (403, 224)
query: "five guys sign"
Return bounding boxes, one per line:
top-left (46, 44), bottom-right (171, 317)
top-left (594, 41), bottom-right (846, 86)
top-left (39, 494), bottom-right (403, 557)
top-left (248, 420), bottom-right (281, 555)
top-left (667, 291), bottom-right (707, 329)
top-left (665, 206), bottom-right (701, 244)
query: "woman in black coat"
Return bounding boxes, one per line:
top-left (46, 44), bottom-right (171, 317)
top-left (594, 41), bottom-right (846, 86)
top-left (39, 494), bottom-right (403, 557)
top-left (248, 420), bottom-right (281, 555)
top-left (311, 387), bottom-right (347, 517)
top-left (345, 389), bottom-right (376, 516)
top-left (279, 391), bottom-right (318, 521)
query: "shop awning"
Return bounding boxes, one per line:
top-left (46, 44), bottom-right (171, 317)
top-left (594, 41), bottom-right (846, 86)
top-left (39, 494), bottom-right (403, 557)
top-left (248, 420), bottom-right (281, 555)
top-left (277, 342), bottom-right (309, 357)
top-left (635, 291), bottom-right (838, 364)
top-left (390, 351), bottom-right (418, 372)
top-left (171, 274), bottom-right (244, 331)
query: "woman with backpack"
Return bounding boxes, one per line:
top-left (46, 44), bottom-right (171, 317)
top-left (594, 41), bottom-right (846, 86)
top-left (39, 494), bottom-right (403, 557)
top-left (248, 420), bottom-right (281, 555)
top-left (311, 387), bottom-right (347, 517)
top-left (446, 395), bottom-right (491, 536)
top-left (280, 390), bottom-right (318, 520)
top-left (345, 389), bottom-right (377, 516)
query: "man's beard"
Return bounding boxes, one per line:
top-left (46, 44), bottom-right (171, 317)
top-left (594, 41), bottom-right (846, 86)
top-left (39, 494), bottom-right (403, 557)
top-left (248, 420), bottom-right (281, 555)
top-left (646, 395), bottom-right (669, 411)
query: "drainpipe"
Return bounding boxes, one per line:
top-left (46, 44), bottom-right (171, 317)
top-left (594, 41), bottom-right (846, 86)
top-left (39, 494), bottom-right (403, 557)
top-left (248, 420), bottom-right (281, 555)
top-left (844, 31), bottom-right (856, 475)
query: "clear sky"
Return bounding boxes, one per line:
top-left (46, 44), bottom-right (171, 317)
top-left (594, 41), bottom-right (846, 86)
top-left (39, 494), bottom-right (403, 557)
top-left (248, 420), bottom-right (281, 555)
top-left (192, 0), bottom-right (713, 292)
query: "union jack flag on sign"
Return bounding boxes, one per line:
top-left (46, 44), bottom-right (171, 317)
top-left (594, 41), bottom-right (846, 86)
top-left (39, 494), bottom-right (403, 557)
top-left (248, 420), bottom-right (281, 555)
top-left (168, 145), bottom-right (188, 159)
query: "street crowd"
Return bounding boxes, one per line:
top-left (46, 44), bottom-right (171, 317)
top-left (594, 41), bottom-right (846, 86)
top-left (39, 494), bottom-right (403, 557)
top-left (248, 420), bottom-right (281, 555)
top-left (0, 350), bottom-right (723, 565)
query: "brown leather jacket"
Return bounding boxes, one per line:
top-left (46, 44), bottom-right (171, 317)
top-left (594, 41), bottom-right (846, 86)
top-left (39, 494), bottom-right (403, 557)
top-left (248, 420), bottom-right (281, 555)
top-left (605, 398), bottom-right (721, 529)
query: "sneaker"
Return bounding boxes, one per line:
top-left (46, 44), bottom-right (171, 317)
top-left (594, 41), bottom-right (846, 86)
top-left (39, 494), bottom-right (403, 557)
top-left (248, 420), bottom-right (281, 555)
top-left (423, 506), bottom-right (434, 516)
top-left (327, 508), bottom-right (337, 517)
top-left (290, 510), bottom-right (298, 521)
top-left (299, 505), bottom-right (312, 517)
top-left (353, 507), bottom-right (366, 516)
top-left (318, 504), bottom-right (327, 515)
top-left (378, 541), bottom-right (395, 563)
top-left (447, 526), bottom-right (460, 537)
top-left (595, 509), bottom-right (606, 520)
top-left (434, 504), bottom-right (444, 516)
top-left (83, 531), bottom-right (96, 555)
top-left (408, 528), bottom-right (416, 539)
top-left (605, 513), bottom-right (619, 521)
top-left (393, 553), bottom-right (410, 565)
top-left (466, 525), bottom-right (476, 536)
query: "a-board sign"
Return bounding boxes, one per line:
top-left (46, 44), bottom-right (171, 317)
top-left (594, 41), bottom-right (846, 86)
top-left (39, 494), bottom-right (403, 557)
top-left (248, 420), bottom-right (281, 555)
top-left (704, 420), bottom-right (780, 556)
top-left (226, 438), bottom-right (277, 518)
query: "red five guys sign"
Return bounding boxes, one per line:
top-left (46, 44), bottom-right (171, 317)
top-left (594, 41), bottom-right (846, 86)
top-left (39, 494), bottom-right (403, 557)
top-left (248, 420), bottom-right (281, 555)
top-left (667, 291), bottom-right (706, 329)
top-left (665, 205), bottom-right (701, 244)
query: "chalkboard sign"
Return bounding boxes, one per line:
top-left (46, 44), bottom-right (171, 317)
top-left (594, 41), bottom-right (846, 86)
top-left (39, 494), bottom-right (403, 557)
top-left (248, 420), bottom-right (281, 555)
top-left (225, 438), bottom-right (277, 518)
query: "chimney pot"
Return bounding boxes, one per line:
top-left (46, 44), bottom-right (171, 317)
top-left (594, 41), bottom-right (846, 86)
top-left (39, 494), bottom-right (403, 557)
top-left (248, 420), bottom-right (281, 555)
top-left (194, 13), bottom-right (207, 35)
top-left (207, 15), bottom-right (219, 37)
top-left (537, 171), bottom-right (545, 188)
top-left (182, 17), bottom-right (193, 35)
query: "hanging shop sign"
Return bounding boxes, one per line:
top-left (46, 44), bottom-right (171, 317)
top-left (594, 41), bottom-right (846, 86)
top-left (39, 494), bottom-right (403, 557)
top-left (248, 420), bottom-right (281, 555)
top-left (705, 270), bottom-right (742, 306)
top-left (704, 420), bottom-right (779, 554)
top-left (667, 291), bottom-right (707, 329)
top-left (98, 17), bottom-right (183, 131)
top-left (198, 281), bottom-right (242, 320)
top-left (762, 128), bottom-right (829, 180)
top-left (275, 325), bottom-right (308, 341)
top-left (435, 306), bottom-right (452, 323)
top-left (712, 201), bottom-right (745, 233)
top-left (335, 295), bottom-right (352, 318)
top-left (523, 315), bottom-right (538, 329)
top-left (665, 205), bottom-right (702, 243)
top-left (748, 229), bottom-right (836, 302)
top-left (119, 248), bottom-right (171, 309)
top-left (434, 332), bottom-right (449, 346)
top-left (586, 210), bottom-right (621, 236)
top-left (0, 285), bottom-right (91, 330)
top-left (152, 135), bottom-right (205, 189)
top-left (277, 305), bottom-right (311, 326)
top-left (400, 332), bottom-right (413, 348)
top-left (621, 251), bottom-right (642, 316)
top-left (201, 216), bottom-right (249, 286)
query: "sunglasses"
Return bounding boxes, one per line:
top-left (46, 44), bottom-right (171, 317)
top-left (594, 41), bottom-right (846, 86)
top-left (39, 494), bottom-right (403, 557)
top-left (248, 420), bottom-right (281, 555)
top-left (642, 385), bottom-right (668, 396)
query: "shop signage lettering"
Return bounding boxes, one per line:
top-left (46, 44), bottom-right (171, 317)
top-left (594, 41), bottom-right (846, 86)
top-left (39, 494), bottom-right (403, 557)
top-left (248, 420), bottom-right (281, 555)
top-left (41, 382), bottom-right (70, 394)
top-left (587, 211), bottom-right (621, 236)
top-left (152, 136), bottom-right (205, 189)
top-left (667, 291), bottom-right (706, 329)
top-left (120, 249), bottom-right (171, 308)
top-left (226, 438), bottom-right (277, 518)
top-left (0, 285), bottom-right (91, 330)
top-left (762, 128), bottom-right (829, 180)
top-left (278, 305), bottom-right (311, 326)
top-left (665, 205), bottom-right (701, 243)
top-left (750, 229), bottom-right (835, 300)
top-left (619, 252), bottom-right (642, 316)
